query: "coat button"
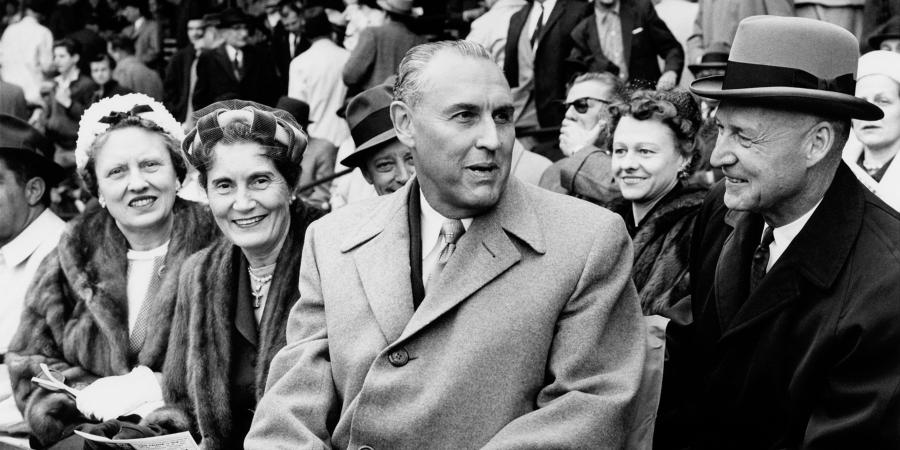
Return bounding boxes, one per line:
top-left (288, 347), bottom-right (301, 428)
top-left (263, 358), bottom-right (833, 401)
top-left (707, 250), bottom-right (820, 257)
top-left (388, 348), bottom-right (409, 367)
top-left (359, 446), bottom-right (374, 450)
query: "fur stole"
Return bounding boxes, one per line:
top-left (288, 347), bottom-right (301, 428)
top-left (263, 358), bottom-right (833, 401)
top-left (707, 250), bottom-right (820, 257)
top-left (161, 203), bottom-right (323, 449)
top-left (4, 199), bottom-right (218, 446)
top-left (631, 184), bottom-right (707, 320)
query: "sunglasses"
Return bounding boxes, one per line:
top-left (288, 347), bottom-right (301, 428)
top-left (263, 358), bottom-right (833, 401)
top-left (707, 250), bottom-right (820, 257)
top-left (563, 97), bottom-right (611, 114)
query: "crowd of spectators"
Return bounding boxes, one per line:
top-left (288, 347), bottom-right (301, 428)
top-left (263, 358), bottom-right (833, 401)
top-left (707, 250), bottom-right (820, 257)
top-left (0, 0), bottom-right (899, 448)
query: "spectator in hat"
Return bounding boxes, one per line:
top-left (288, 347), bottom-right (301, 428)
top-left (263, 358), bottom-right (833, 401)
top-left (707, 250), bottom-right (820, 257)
top-left (539, 72), bottom-right (625, 208)
top-left (339, 83), bottom-right (415, 197)
top-left (675, 16), bottom-right (900, 448)
top-left (843, 50), bottom-right (900, 212)
top-left (276, 95), bottom-right (338, 209)
top-left (193, 8), bottom-right (280, 110)
top-left (288, 6), bottom-right (350, 148)
top-left (0, 0), bottom-right (54, 109)
top-left (866, 14), bottom-right (900, 53)
top-left (164, 15), bottom-right (207, 123)
top-left (89, 52), bottom-right (133, 103)
top-left (688, 41), bottom-right (729, 186)
top-left (568, 0), bottom-right (685, 90)
top-left (0, 78), bottom-right (29, 120)
top-left (119, 0), bottom-right (161, 69)
top-left (108, 34), bottom-right (164, 101)
top-left (342, 0), bottom-right (426, 96)
top-left (0, 115), bottom-right (66, 403)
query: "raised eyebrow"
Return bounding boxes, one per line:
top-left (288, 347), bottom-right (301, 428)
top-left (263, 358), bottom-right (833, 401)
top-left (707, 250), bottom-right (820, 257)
top-left (494, 105), bottom-right (515, 116)
top-left (444, 103), bottom-right (479, 114)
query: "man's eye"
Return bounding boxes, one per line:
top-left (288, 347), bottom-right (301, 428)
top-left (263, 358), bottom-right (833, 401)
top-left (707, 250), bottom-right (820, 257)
top-left (612, 147), bottom-right (626, 155)
top-left (454, 111), bottom-right (477, 122)
top-left (737, 135), bottom-right (753, 148)
top-left (494, 112), bottom-right (511, 124)
top-left (107, 167), bottom-right (125, 177)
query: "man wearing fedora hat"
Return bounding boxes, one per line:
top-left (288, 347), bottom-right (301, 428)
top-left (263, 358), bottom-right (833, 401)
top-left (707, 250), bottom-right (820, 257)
top-left (670, 16), bottom-right (900, 449)
top-left (193, 8), bottom-right (280, 110)
top-left (0, 115), bottom-right (65, 384)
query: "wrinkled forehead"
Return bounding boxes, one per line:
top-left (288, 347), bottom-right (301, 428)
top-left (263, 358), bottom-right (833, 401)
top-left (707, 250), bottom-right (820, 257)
top-left (417, 52), bottom-right (513, 109)
top-left (566, 80), bottom-right (613, 103)
top-left (715, 101), bottom-right (813, 128)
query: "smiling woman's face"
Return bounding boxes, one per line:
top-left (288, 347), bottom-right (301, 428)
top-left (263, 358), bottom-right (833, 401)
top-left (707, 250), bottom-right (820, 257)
top-left (93, 127), bottom-right (180, 238)
top-left (206, 142), bottom-right (292, 258)
top-left (853, 74), bottom-right (900, 153)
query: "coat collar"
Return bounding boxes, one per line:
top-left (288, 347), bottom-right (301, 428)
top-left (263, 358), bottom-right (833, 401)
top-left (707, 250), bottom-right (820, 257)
top-left (341, 177), bottom-right (546, 345)
top-left (717, 163), bottom-right (865, 341)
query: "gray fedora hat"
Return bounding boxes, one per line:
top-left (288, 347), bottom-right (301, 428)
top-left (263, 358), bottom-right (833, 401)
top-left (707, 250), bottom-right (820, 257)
top-left (690, 16), bottom-right (883, 120)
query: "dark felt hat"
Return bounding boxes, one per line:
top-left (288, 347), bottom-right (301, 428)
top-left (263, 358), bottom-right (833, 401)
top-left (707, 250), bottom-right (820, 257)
top-left (216, 8), bottom-right (250, 28)
top-left (867, 15), bottom-right (900, 50)
top-left (276, 96), bottom-right (312, 130)
top-left (340, 84), bottom-right (397, 168)
top-left (690, 16), bottom-right (883, 120)
top-left (0, 115), bottom-right (65, 186)
top-left (688, 42), bottom-right (730, 76)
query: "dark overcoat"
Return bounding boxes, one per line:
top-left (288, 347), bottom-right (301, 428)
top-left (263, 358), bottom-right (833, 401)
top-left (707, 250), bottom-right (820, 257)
top-left (159, 203), bottom-right (323, 449)
top-left (669, 164), bottom-right (900, 449)
top-left (192, 44), bottom-right (280, 110)
top-left (3, 200), bottom-right (217, 447)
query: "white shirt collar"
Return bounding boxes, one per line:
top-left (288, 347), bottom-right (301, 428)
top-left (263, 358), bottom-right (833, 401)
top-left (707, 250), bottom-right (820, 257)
top-left (225, 44), bottom-right (241, 61)
top-left (420, 189), bottom-right (472, 259)
top-left (134, 17), bottom-right (145, 31)
top-left (0, 209), bottom-right (63, 268)
top-left (765, 198), bottom-right (823, 271)
top-left (528, 0), bottom-right (557, 33)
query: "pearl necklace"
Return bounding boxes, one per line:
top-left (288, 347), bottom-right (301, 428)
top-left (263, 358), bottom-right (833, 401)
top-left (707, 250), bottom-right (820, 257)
top-left (248, 263), bottom-right (276, 309)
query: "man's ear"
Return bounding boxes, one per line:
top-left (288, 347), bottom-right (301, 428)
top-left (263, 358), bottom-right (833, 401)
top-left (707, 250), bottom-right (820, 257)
top-left (24, 177), bottom-right (47, 207)
top-left (805, 121), bottom-right (835, 168)
top-left (390, 101), bottom-right (415, 150)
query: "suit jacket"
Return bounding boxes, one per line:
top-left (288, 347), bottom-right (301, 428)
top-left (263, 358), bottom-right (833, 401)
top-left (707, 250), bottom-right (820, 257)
top-left (113, 56), bottom-right (163, 101)
top-left (669, 164), bottom-right (900, 449)
top-left (193, 44), bottom-right (280, 110)
top-left (568, 0), bottom-right (684, 88)
top-left (271, 25), bottom-right (309, 94)
top-left (123, 19), bottom-right (161, 67)
top-left (245, 178), bottom-right (646, 449)
top-left (504, 0), bottom-right (592, 128)
top-left (163, 45), bottom-right (197, 122)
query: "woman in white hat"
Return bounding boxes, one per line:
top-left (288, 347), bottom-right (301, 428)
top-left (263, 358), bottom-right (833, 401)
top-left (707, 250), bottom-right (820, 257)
top-left (845, 50), bottom-right (900, 212)
top-left (4, 93), bottom-right (218, 448)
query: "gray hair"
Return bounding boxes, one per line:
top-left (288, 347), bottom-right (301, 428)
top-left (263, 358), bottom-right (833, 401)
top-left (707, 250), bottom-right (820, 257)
top-left (569, 71), bottom-right (626, 103)
top-left (393, 40), bottom-right (494, 108)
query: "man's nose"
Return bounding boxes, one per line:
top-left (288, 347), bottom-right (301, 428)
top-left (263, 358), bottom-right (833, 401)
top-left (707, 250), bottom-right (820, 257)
top-left (475, 116), bottom-right (501, 152)
top-left (709, 133), bottom-right (737, 168)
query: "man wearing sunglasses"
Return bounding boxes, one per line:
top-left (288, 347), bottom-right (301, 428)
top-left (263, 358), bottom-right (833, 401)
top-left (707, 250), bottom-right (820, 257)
top-left (539, 72), bottom-right (624, 207)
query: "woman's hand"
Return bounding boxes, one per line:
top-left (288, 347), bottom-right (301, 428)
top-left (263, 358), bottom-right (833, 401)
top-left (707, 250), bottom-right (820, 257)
top-left (75, 367), bottom-right (163, 421)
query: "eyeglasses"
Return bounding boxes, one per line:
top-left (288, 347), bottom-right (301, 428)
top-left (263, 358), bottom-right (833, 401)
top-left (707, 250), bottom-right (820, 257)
top-left (564, 97), bottom-right (611, 114)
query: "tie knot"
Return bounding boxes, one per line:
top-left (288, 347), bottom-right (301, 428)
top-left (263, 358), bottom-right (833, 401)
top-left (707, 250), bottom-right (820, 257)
top-left (440, 219), bottom-right (465, 246)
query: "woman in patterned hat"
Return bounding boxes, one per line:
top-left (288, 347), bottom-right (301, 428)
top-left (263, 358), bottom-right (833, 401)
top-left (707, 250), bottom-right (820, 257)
top-left (4, 93), bottom-right (218, 448)
top-left (153, 100), bottom-right (324, 449)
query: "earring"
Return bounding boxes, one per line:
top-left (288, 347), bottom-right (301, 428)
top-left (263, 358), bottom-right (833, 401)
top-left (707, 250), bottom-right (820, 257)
top-left (98, 195), bottom-right (107, 208)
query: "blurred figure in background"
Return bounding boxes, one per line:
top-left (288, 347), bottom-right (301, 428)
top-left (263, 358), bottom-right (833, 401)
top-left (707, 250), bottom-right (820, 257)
top-left (844, 50), bottom-right (900, 211)
top-left (687, 41), bottom-right (729, 186)
top-left (89, 53), bottom-right (133, 103)
top-left (686, 0), bottom-right (792, 65)
top-left (44, 38), bottom-right (97, 165)
top-left (866, 15), bottom-right (899, 53)
top-left (119, 0), bottom-right (161, 69)
top-left (464, 0), bottom-right (526, 67)
top-left (272, 1), bottom-right (309, 93)
top-left (342, 0), bottom-right (386, 51)
top-left (164, 15), bottom-right (207, 124)
top-left (0, 0), bottom-right (54, 117)
top-left (108, 35), bottom-right (164, 101)
top-left (277, 95), bottom-right (337, 209)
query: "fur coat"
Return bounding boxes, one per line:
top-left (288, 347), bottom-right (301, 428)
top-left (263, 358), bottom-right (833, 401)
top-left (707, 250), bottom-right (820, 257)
top-left (622, 183), bottom-right (707, 323)
top-left (3, 199), bottom-right (217, 447)
top-left (160, 203), bottom-right (323, 450)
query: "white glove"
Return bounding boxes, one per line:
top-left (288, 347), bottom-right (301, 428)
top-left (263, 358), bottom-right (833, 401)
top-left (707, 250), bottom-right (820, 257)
top-left (560, 121), bottom-right (603, 157)
top-left (76, 366), bottom-right (163, 421)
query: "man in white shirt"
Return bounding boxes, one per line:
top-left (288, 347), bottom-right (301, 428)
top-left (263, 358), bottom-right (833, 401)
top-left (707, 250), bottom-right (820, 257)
top-left (465, 0), bottom-right (527, 68)
top-left (670, 16), bottom-right (900, 449)
top-left (245, 40), bottom-right (645, 449)
top-left (0, 0), bottom-right (54, 111)
top-left (0, 115), bottom-right (65, 400)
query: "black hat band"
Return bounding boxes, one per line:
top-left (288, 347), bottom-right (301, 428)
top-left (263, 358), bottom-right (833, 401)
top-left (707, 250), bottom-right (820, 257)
top-left (722, 60), bottom-right (856, 96)
top-left (350, 106), bottom-right (392, 147)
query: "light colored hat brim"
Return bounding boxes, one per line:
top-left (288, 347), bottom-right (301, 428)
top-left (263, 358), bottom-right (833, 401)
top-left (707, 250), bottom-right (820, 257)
top-left (690, 75), bottom-right (883, 121)
top-left (340, 129), bottom-right (397, 168)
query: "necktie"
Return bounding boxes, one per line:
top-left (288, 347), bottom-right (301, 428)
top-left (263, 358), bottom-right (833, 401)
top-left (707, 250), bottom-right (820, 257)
top-left (749, 226), bottom-right (775, 293)
top-left (530, 4), bottom-right (544, 48)
top-left (232, 50), bottom-right (242, 81)
top-left (425, 219), bottom-right (466, 293)
top-left (129, 256), bottom-right (165, 356)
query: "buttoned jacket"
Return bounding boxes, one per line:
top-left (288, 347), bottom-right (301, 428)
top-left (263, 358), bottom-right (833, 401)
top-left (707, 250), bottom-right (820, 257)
top-left (123, 19), bottom-right (161, 66)
top-left (245, 178), bottom-right (646, 449)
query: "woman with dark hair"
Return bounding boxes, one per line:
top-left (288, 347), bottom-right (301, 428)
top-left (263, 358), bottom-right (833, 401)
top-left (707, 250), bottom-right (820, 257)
top-left (4, 93), bottom-right (217, 448)
top-left (154, 100), bottom-right (324, 449)
top-left (607, 88), bottom-right (706, 448)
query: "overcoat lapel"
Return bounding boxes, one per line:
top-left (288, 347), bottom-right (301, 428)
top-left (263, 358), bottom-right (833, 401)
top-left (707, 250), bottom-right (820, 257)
top-left (536, 0), bottom-right (565, 47)
top-left (214, 46), bottom-right (240, 84)
top-left (620, 0), bottom-right (635, 67)
top-left (713, 210), bottom-right (761, 330)
top-left (346, 185), bottom-right (415, 345)
top-left (399, 180), bottom-right (546, 342)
